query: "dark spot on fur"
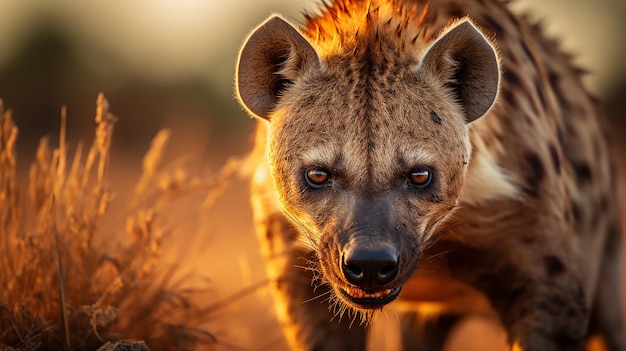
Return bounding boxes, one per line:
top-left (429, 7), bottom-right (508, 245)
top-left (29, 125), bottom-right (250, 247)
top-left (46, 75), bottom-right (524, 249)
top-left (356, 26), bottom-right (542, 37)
top-left (430, 111), bottom-right (442, 125)
top-left (521, 40), bottom-right (537, 67)
top-left (535, 81), bottom-right (547, 110)
top-left (264, 227), bottom-right (274, 245)
top-left (571, 201), bottom-right (582, 223)
top-left (368, 140), bottom-right (375, 149)
top-left (605, 224), bottom-right (622, 255)
top-left (556, 126), bottom-right (566, 149)
top-left (503, 70), bottom-right (520, 87)
top-left (484, 15), bottom-right (504, 37)
top-left (494, 132), bottom-right (504, 143)
top-left (523, 153), bottom-right (544, 196)
top-left (599, 194), bottom-right (609, 212)
top-left (544, 255), bottom-right (565, 277)
top-left (555, 92), bottom-right (568, 110)
top-left (548, 71), bottom-right (560, 88)
top-left (548, 71), bottom-right (569, 108)
top-left (540, 330), bottom-right (586, 350)
top-left (301, 93), bottom-right (319, 108)
top-left (448, 5), bottom-right (464, 18)
top-left (548, 144), bottom-right (561, 175)
top-left (449, 168), bottom-right (460, 182)
top-left (502, 89), bottom-right (515, 105)
top-left (572, 162), bottom-right (592, 183)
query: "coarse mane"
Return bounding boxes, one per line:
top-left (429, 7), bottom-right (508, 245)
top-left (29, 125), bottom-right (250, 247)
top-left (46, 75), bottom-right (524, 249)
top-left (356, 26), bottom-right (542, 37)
top-left (302, 0), bottom-right (435, 57)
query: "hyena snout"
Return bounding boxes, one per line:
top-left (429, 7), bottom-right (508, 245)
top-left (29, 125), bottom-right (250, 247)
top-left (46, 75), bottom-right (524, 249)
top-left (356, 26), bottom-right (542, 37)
top-left (341, 237), bottom-right (400, 289)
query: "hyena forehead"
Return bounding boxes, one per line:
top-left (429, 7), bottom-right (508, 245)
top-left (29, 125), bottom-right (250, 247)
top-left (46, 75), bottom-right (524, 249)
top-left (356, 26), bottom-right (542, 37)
top-left (276, 76), bottom-right (470, 171)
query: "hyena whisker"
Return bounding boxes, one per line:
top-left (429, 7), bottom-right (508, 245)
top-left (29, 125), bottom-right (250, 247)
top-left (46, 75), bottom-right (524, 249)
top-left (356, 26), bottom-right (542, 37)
top-left (329, 299), bottom-right (343, 322)
top-left (282, 210), bottom-right (320, 249)
top-left (349, 311), bottom-right (358, 329)
top-left (422, 225), bottom-right (463, 253)
top-left (360, 310), bottom-right (374, 326)
top-left (293, 264), bottom-right (313, 271)
top-left (422, 214), bottom-right (470, 252)
top-left (432, 217), bottom-right (469, 239)
top-left (302, 290), bottom-right (333, 304)
top-left (418, 250), bottom-right (456, 274)
top-left (423, 207), bottom-right (461, 239)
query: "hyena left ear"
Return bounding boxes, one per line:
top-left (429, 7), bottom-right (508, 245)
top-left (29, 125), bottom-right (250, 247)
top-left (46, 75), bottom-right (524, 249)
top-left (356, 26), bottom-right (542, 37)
top-left (419, 19), bottom-right (500, 123)
top-left (236, 15), bottom-right (321, 121)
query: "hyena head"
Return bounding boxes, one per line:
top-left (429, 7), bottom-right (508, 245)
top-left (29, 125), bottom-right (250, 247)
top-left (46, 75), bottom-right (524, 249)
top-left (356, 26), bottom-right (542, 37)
top-left (236, 4), bottom-right (499, 312)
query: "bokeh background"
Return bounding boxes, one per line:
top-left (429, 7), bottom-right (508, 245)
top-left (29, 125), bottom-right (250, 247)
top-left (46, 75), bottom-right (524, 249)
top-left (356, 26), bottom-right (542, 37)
top-left (0, 0), bottom-right (624, 350)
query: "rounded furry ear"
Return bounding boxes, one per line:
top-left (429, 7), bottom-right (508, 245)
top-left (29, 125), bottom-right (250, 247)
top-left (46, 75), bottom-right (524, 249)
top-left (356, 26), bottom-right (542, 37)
top-left (236, 16), bottom-right (321, 120)
top-left (419, 19), bottom-right (500, 123)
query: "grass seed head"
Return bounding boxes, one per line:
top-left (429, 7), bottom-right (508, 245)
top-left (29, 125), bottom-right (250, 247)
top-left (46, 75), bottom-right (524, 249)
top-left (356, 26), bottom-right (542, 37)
top-left (0, 94), bottom-right (220, 351)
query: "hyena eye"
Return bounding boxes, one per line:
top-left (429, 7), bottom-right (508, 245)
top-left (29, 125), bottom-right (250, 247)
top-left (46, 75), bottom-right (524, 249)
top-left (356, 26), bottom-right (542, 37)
top-left (305, 168), bottom-right (331, 188)
top-left (408, 169), bottom-right (432, 188)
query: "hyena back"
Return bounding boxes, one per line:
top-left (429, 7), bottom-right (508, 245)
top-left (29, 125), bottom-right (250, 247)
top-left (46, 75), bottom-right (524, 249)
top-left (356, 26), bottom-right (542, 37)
top-left (235, 0), bottom-right (625, 350)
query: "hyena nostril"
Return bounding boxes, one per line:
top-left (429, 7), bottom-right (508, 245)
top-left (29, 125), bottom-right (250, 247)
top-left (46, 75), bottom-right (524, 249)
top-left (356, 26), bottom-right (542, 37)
top-left (343, 264), bottom-right (364, 282)
top-left (341, 243), bottom-right (400, 289)
top-left (379, 264), bottom-right (399, 284)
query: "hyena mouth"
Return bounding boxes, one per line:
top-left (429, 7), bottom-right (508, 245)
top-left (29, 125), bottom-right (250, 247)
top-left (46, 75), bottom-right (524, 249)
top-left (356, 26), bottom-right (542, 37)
top-left (337, 285), bottom-right (402, 309)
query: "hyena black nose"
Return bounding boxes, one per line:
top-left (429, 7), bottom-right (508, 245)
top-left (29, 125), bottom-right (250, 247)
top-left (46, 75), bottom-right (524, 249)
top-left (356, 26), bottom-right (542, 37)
top-left (341, 243), bottom-right (399, 289)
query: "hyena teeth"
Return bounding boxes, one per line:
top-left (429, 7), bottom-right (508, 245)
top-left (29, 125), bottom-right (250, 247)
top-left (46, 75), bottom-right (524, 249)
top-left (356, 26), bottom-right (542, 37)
top-left (345, 287), bottom-right (392, 299)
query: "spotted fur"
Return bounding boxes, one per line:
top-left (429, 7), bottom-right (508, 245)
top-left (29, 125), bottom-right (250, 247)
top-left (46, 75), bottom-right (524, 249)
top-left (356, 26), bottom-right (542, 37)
top-left (236, 0), bottom-right (625, 350)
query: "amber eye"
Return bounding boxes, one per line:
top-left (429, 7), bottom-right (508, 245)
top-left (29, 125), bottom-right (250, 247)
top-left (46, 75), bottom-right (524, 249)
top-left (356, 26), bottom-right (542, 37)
top-left (408, 169), bottom-right (432, 188)
top-left (305, 169), bottom-right (331, 188)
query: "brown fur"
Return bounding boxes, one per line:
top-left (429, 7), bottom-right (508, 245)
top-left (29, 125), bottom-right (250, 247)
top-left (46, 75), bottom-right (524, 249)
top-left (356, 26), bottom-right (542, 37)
top-left (236, 0), bottom-right (626, 350)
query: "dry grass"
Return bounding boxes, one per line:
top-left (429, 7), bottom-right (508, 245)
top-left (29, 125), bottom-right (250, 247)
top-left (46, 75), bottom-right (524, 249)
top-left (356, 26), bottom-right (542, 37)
top-left (0, 93), bottom-right (230, 350)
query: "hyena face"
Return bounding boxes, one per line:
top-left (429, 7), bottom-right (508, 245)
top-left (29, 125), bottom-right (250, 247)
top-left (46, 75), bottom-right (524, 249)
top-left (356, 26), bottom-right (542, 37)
top-left (237, 14), bottom-right (499, 311)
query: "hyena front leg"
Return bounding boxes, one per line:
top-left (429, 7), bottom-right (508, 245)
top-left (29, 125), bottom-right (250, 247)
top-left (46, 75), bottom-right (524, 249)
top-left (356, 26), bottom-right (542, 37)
top-left (399, 311), bottom-right (462, 351)
top-left (501, 278), bottom-right (588, 351)
top-left (445, 244), bottom-right (589, 351)
top-left (588, 224), bottom-right (626, 351)
top-left (256, 212), bottom-right (367, 351)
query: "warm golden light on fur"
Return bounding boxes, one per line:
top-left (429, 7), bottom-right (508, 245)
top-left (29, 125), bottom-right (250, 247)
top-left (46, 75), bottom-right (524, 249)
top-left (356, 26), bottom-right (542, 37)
top-left (236, 0), bottom-right (625, 349)
top-left (304, 0), bottom-right (429, 58)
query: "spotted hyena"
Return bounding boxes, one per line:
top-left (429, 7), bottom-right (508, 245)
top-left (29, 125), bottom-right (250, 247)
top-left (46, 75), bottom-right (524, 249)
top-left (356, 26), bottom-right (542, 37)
top-left (235, 0), bottom-right (625, 350)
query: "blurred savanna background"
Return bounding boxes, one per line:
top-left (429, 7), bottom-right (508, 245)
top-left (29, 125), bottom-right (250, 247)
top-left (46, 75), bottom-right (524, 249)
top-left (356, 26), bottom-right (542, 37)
top-left (0, 0), bottom-right (625, 350)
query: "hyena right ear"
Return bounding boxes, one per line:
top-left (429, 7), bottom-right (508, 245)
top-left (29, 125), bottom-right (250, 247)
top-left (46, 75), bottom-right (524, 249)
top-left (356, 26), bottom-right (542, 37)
top-left (419, 19), bottom-right (500, 123)
top-left (236, 16), bottom-right (321, 120)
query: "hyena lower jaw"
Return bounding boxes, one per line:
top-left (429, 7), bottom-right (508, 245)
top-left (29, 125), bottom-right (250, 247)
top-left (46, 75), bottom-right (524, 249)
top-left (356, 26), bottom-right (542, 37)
top-left (337, 285), bottom-right (402, 310)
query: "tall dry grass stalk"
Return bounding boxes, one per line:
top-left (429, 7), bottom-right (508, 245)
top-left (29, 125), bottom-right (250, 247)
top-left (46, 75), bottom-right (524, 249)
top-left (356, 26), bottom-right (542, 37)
top-left (0, 94), bottom-right (223, 350)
